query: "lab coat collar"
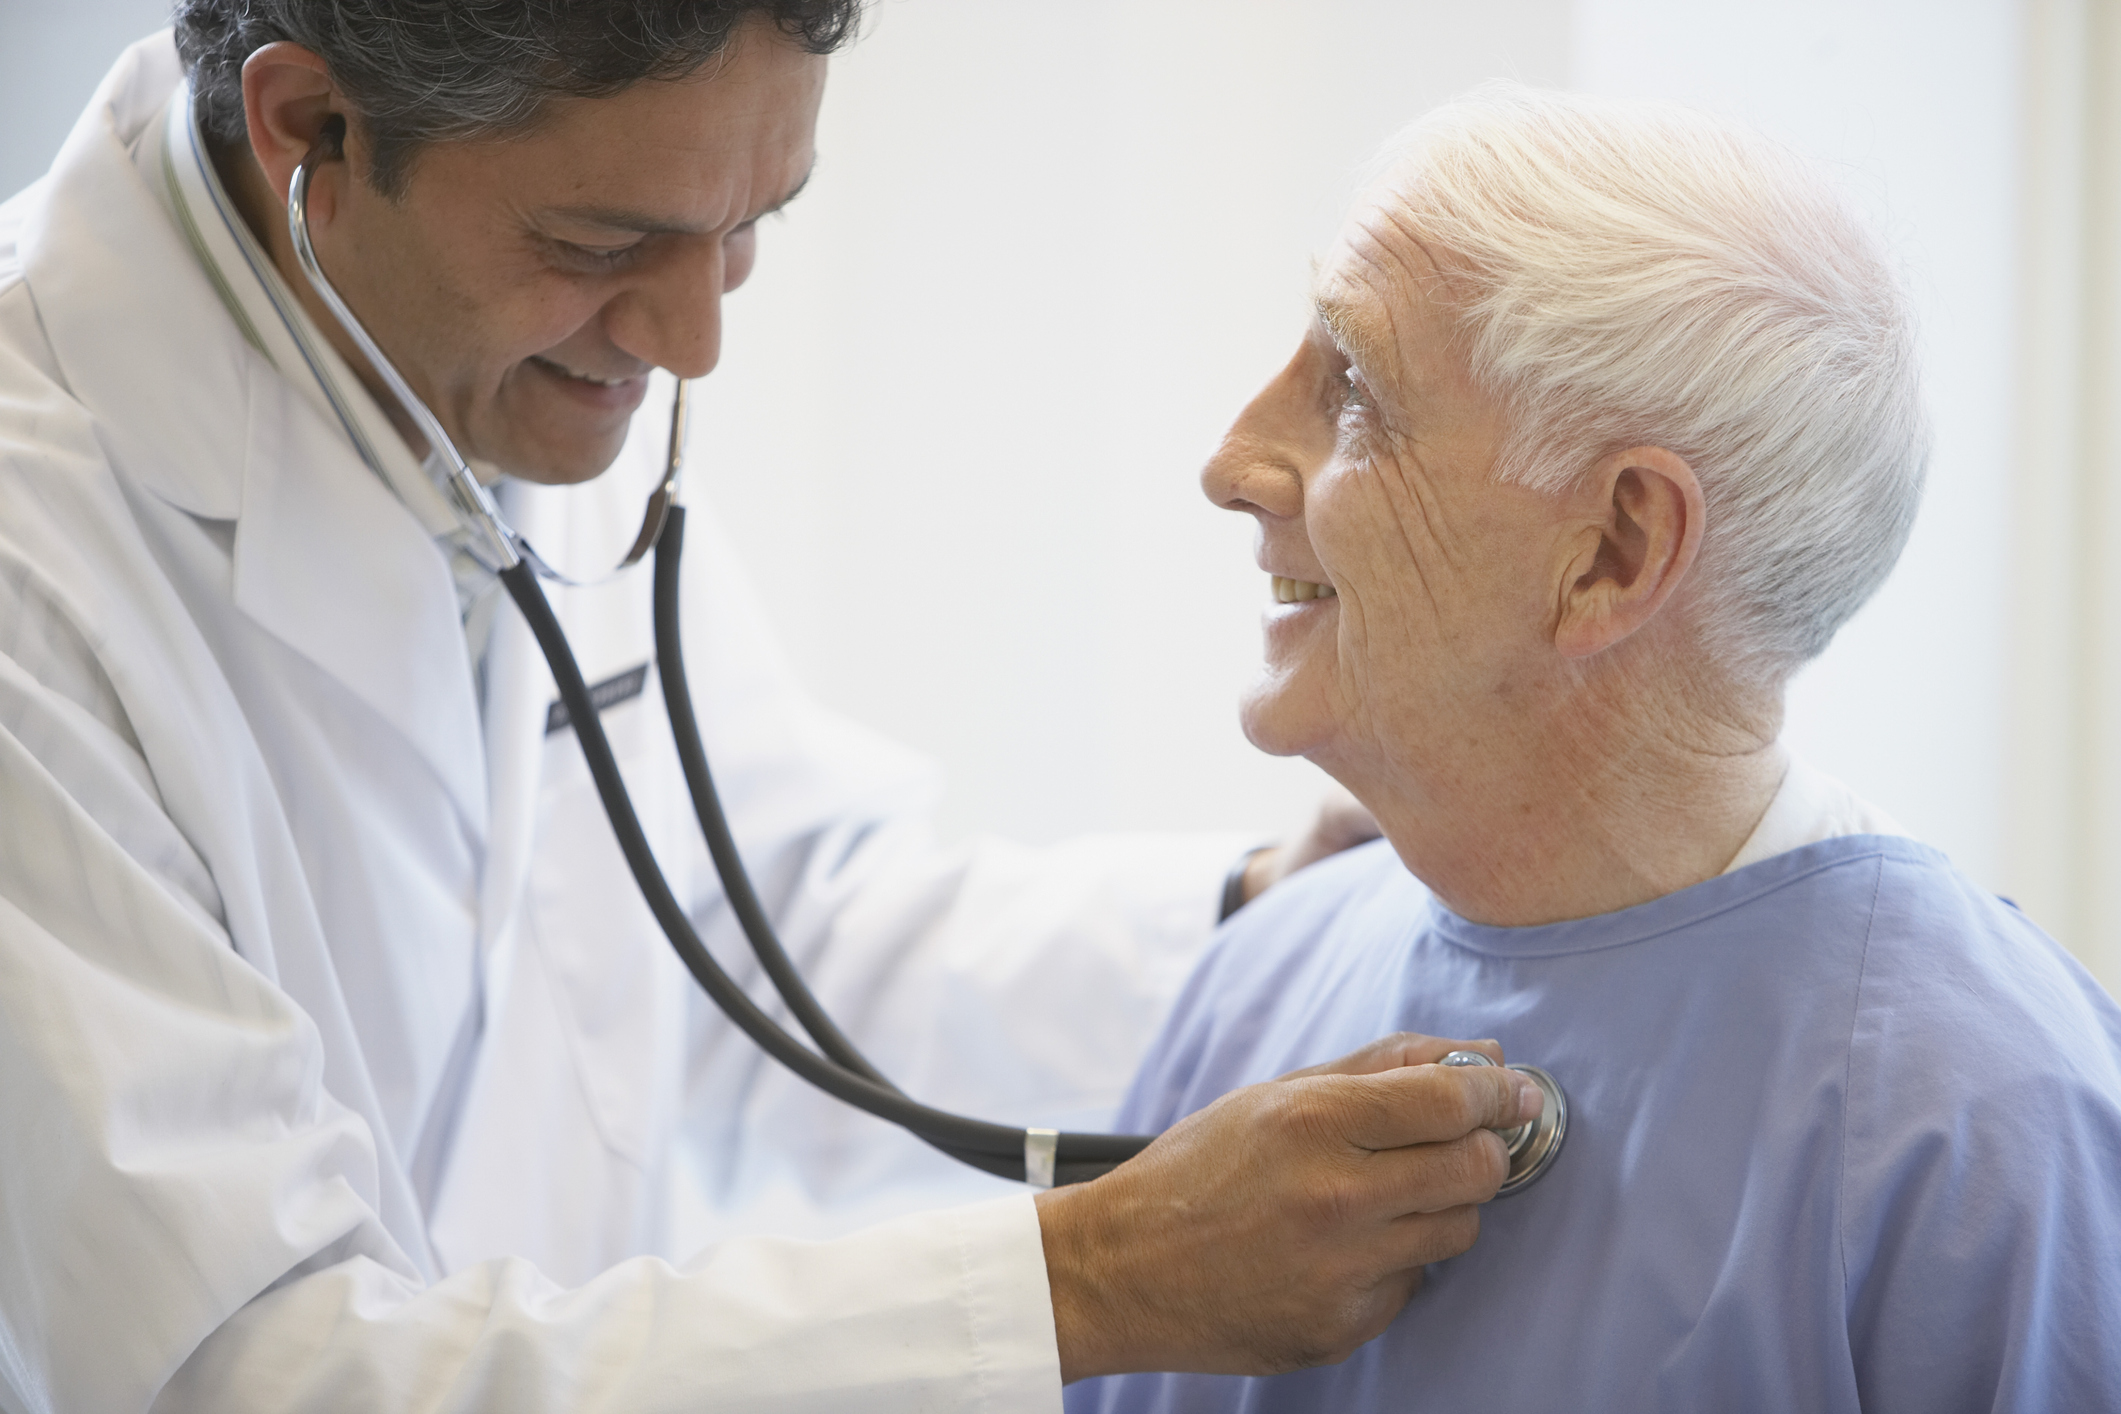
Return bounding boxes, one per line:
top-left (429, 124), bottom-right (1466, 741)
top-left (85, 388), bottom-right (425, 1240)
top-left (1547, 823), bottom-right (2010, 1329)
top-left (18, 34), bottom-right (488, 836)
top-left (148, 77), bottom-right (466, 542)
top-left (19, 36), bottom-right (239, 521)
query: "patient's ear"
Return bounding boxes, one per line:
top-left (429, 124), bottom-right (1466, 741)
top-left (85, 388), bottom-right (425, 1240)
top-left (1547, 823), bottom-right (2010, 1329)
top-left (1552, 445), bottom-right (1703, 659)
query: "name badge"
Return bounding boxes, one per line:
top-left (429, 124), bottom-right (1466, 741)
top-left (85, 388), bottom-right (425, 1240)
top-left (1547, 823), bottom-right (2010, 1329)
top-left (546, 662), bottom-right (651, 736)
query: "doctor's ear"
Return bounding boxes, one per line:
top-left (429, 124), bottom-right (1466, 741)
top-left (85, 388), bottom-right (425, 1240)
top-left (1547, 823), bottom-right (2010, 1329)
top-left (1551, 444), bottom-right (1704, 660)
top-left (239, 42), bottom-right (353, 210)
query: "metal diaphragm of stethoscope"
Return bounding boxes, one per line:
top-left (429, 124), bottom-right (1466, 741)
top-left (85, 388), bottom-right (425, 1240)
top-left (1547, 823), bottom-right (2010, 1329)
top-left (1438, 1052), bottom-right (1568, 1195)
top-left (285, 117), bottom-right (1568, 1195)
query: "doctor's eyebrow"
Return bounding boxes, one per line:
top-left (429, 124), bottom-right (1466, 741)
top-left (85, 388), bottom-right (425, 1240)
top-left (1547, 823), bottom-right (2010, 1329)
top-left (545, 168), bottom-right (814, 236)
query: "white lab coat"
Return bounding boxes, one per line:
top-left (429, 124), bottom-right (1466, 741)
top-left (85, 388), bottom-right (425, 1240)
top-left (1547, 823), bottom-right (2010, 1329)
top-left (0, 36), bottom-right (1247, 1414)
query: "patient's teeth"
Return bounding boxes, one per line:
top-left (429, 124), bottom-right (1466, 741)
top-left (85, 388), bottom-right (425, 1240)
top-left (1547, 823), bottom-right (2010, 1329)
top-left (1269, 574), bottom-right (1337, 604)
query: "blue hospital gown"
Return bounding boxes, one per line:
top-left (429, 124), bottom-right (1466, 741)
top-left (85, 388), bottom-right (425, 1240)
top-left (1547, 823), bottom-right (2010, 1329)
top-left (1069, 837), bottom-right (2121, 1414)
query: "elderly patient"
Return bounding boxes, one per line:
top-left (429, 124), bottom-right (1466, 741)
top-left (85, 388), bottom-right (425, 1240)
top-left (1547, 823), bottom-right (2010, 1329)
top-left (1069, 86), bottom-right (2121, 1414)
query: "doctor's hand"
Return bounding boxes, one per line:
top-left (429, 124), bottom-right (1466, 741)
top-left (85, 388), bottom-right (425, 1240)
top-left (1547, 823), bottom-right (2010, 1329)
top-left (1035, 1032), bottom-right (1541, 1383)
top-left (1237, 786), bottom-right (1383, 906)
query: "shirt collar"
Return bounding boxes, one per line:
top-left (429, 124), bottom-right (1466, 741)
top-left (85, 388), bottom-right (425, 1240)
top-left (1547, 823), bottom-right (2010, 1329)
top-left (1722, 751), bottom-right (1909, 874)
top-left (140, 79), bottom-right (466, 543)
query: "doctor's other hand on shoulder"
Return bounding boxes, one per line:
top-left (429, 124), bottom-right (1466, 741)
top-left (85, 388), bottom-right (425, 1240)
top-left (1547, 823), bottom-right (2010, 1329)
top-left (1234, 787), bottom-right (1385, 912)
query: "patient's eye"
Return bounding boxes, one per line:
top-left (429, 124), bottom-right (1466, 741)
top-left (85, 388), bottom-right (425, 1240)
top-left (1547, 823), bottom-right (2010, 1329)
top-left (1337, 368), bottom-right (1373, 418)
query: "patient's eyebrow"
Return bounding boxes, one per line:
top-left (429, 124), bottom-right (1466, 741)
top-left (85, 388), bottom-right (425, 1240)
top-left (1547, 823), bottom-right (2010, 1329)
top-left (1311, 285), bottom-right (1391, 378)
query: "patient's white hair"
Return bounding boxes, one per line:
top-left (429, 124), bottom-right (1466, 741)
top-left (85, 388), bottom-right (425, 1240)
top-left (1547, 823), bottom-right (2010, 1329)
top-left (1374, 84), bottom-right (1928, 683)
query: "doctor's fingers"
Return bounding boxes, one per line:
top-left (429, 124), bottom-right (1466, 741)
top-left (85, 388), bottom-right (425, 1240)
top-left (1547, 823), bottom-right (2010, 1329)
top-left (1383, 1204), bottom-right (1487, 1276)
top-left (1297, 1062), bottom-right (1539, 1153)
top-left (1280, 1031), bottom-right (1505, 1080)
top-left (1361, 1128), bottom-right (1512, 1217)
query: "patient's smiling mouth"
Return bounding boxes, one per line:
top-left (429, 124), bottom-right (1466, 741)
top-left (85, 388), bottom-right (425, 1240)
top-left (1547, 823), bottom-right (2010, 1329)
top-left (1271, 575), bottom-right (1338, 604)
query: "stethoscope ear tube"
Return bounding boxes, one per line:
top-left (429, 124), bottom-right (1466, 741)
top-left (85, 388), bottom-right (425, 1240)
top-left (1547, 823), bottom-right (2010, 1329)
top-left (288, 120), bottom-right (517, 575)
top-left (507, 523), bottom-right (1150, 1186)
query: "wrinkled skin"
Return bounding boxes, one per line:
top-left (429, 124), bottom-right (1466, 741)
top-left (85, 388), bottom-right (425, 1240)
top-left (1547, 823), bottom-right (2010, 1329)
top-left (1202, 189), bottom-right (1784, 927)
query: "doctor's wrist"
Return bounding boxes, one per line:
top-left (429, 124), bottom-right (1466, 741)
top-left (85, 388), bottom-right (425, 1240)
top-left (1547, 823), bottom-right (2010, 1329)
top-left (1036, 1183), bottom-right (1129, 1384)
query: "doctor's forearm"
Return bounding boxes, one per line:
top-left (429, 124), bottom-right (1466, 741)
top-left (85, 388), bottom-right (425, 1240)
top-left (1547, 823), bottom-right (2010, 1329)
top-left (155, 1199), bottom-right (1062, 1413)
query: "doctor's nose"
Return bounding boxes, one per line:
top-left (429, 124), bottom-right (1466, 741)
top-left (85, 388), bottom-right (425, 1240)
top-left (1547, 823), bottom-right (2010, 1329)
top-left (605, 239), bottom-right (731, 381)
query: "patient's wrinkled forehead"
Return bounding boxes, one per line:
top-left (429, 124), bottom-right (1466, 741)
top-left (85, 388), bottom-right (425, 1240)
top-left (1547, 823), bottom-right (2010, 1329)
top-left (1312, 189), bottom-right (1475, 416)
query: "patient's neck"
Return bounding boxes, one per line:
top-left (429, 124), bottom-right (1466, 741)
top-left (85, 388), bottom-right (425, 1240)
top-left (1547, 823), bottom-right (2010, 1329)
top-left (1346, 646), bottom-right (1785, 929)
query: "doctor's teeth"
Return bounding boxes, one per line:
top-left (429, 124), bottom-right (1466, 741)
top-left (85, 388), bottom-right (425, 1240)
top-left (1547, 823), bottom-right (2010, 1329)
top-left (533, 357), bottom-right (627, 386)
top-left (1271, 576), bottom-right (1337, 604)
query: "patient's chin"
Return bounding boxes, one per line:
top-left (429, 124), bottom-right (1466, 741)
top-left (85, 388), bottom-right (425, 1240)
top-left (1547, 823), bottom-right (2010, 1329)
top-left (1237, 678), bottom-right (1332, 760)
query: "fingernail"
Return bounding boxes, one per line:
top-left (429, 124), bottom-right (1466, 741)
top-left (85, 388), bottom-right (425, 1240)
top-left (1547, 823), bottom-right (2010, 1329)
top-left (1516, 1075), bottom-right (1544, 1124)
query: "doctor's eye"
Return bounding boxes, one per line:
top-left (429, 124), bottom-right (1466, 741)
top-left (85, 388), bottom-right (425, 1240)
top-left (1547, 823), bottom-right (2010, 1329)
top-left (551, 239), bottom-right (647, 273)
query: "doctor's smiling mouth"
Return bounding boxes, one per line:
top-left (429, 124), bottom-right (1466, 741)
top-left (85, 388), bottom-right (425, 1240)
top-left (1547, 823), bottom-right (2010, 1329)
top-left (521, 353), bottom-right (656, 416)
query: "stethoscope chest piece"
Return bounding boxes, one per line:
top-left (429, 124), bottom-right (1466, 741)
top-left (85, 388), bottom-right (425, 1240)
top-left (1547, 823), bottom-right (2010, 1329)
top-left (1439, 1051), bottom-right (1568, 1196)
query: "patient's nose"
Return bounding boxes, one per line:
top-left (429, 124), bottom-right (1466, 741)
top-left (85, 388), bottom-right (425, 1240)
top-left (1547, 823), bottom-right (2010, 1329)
top-left (1204, 444), bottom-right (1284, 521)
top-left (1202, 351), bottom-right (1326, 521)
top-left (1201, 417), bottom-right (1305, 522)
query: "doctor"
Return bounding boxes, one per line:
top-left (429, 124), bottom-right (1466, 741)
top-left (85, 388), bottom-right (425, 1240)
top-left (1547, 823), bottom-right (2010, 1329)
top-left (0, 4), bottom-right (1541, 1410)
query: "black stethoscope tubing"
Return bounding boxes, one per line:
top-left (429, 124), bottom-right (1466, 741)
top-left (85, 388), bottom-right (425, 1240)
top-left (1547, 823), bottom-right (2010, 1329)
top-left (502, 509), bottom-right (1151, 1186)
top-left (287, 113), bottom-right (1139, 1189)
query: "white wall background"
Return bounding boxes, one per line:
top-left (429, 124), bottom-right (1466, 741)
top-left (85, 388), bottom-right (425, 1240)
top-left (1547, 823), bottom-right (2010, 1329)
top-left (0, 0), bottom-right (174, 197)
top-left (6, 1), bottom-right (2105, 984)
top-left (700, 0), bottom-right (2036, 930)
top-left (695, 0), bottom-right (1569, 849)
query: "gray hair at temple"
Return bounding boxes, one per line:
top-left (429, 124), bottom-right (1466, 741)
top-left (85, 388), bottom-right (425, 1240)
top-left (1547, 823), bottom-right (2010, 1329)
top-left (1373, 83), bottom-right (1929, 686)
top-left (173, 0), bottom-right (864, 197)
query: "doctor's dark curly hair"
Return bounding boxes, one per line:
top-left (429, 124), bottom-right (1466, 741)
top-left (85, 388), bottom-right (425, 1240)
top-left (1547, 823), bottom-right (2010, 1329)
top-left (174, 0), bottom-right (862, 196)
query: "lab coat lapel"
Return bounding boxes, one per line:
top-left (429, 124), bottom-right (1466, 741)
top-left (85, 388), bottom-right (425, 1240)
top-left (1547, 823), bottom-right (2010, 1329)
top-left (22, 37), bottom-right (488, 837)
top-left (235, 363), bottom-right (489, 837)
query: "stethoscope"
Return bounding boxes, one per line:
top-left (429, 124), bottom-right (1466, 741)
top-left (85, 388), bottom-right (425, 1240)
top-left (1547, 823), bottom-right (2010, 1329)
top-left (286, 120), bottom-right (1567, 1193)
